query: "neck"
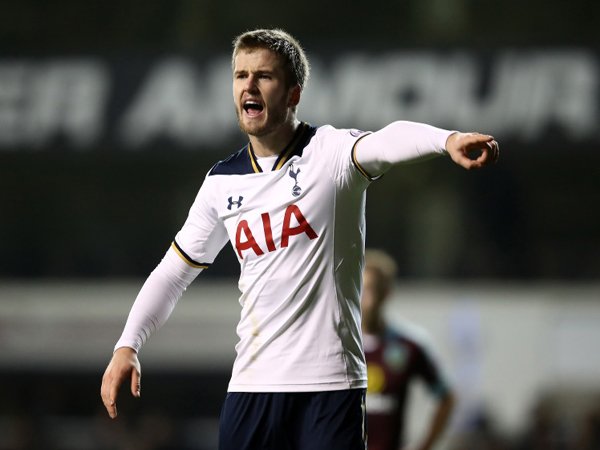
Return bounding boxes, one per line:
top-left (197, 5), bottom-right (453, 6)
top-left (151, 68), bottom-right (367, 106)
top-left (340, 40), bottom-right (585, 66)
top-left (362, 317), bottom-right (386, 335)
top-left (249, 119), bottom-right (300, 157)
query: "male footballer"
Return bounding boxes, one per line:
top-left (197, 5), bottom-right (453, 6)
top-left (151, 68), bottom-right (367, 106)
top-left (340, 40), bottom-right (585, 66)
top-left (362, 249), bottom-right (455, 450)
top-left (101, 28), bottom-right (499, 450)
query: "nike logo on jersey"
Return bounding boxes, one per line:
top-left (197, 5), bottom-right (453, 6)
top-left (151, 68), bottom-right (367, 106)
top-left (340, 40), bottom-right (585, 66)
top-left (235, 204), bottom-right (318, 259)
top-left (227, 195), bottom-right (244, 210)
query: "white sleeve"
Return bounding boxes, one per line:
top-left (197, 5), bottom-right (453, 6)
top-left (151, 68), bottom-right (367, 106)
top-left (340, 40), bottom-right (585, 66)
top-left (174, 174), bottom-right (229, 267)
top-left (354, 121), bottom-right (455, 178)
top-left (114, 247), bottom-right (202, 352)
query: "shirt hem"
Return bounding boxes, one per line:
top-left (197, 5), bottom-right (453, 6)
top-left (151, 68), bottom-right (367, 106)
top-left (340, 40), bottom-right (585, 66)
top-left (227, 379), bottom-right (367, 393)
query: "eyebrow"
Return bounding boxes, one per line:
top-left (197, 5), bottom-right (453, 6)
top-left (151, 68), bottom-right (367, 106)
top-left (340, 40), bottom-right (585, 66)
top-left (234, 69), bottom-right (275, 75)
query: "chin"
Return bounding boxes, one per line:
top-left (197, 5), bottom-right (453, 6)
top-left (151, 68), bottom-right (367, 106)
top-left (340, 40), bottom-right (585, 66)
top-left (239, 122), bottom-right (263, 136)
top-left (239, 118), bottom-right (272, 137)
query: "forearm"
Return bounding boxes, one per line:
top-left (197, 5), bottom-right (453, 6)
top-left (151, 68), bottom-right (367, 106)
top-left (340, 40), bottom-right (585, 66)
top-left (416, 392), bottom-right (456, 450)
top-left (354, 121), bottom-right (454, 177)
top-left (114, 247), bottom-right (202, 352)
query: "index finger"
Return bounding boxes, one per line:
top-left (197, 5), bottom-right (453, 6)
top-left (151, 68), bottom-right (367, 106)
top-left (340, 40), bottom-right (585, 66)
top-left (101, 372), bottom-right (121, 419)
top-left (463, 132), bottom-right (494, 148)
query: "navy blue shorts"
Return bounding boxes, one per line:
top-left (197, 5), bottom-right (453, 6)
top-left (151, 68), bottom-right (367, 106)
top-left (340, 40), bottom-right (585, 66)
top-left (218, 389), bottom-right (367, 450)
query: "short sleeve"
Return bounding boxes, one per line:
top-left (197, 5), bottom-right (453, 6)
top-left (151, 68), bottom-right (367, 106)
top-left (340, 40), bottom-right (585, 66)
top-left (314, 125), bottom-right (374, 190)
top-left (173, 174), bottom-right (229, 269)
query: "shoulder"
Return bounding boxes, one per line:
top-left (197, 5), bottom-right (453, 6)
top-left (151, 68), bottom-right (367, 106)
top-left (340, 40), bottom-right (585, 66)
top-left (386, 320), bottom-right (435, 353)
top-left (312, 125), bottom-right (372, 171)
top-left (313, 124), bottom-right (369, 143)
top-left (209, 145), bottom-right (254, 176)
top-left (309, 125), bottom-right (373, 183)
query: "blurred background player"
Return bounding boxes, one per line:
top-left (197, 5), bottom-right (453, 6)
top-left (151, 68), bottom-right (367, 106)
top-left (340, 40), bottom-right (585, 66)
top-left (362, 249), bottom-right (456, 450)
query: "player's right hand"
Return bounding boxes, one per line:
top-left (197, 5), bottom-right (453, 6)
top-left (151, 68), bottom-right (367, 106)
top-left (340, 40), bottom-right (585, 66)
top-left (100, 347), bottom-right (141, 419)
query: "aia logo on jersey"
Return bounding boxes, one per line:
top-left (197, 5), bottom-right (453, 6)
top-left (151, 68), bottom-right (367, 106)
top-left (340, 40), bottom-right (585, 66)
top-left (235, 204), bottom-right (318, 259)
top-left (288, 164), bottom-right (302, 197)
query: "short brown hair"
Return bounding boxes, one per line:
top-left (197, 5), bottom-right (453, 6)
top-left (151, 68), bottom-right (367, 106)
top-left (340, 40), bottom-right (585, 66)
top-left (364, 249), bottom-right (398, 293)
top-left (232, 28), bottom-right (310, 90)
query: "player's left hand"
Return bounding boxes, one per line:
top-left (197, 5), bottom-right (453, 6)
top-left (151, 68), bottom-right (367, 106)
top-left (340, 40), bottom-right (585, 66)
top-left (445, 132), bottom-right (499, 170)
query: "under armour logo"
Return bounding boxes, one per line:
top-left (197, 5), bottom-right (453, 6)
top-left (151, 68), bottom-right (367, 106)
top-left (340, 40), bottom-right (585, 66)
top-left (288, 165), bottom-right (302, 197)
top-left (227, 195), bottom-right (243, 210)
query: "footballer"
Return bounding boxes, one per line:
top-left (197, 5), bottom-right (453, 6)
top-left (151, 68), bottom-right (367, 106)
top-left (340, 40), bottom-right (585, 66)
top-left (101, 28), bottom-right (498, 450)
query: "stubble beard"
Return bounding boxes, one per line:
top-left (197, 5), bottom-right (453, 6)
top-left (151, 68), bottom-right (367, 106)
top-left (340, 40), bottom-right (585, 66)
top-left (235, 103), bottom-right (290, 138)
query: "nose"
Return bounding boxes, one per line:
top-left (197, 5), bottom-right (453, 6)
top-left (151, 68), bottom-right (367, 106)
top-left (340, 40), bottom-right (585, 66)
top-left (243, 74), bottom-right (259, 92)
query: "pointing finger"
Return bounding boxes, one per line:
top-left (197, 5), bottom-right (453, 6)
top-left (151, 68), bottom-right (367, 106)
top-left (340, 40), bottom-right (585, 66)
top-left (463, 133), bottom-right (494, 151)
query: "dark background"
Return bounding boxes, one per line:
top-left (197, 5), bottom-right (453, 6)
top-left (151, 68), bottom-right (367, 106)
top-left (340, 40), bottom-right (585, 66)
top-left (1, 0), bottom-right (599, 281)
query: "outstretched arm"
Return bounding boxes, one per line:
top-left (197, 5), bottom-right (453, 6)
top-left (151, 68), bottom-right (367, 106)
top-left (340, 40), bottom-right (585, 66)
top-left (354, 121), bottom-right (499, 178)
top-left (100, 247), bottom-right (202, 418)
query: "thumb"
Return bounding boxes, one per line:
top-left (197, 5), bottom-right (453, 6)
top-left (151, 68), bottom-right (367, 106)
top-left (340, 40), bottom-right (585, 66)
top-left (131, 368), bottom-right (141, 398)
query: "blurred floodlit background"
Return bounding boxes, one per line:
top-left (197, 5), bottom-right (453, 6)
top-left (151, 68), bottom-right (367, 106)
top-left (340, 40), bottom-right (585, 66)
top-left (1, 0), bottom-right (599, 449)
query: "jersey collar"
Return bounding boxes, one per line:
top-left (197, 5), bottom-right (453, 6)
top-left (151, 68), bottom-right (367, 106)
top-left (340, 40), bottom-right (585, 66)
top-left (247, 122), bottom-right (314, 173)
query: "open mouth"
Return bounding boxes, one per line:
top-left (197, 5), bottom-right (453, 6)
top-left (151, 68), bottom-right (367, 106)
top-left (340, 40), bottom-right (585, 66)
top-left (243, 100), bottom-right (264, 117)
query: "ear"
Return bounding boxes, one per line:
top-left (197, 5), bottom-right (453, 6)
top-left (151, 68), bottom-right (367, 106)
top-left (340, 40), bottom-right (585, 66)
top-left (288, 85), bottom-right (301, 107)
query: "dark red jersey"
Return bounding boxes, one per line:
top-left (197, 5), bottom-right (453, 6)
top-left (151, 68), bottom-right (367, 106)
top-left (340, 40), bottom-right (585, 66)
top-left (364, 323), bottom-right (450, 450)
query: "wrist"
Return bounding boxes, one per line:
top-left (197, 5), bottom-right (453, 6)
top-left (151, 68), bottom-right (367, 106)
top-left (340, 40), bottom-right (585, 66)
top-left (444, 131), bottom-right (459, 155)
top-left (114, 346), bottom-right (137, 355)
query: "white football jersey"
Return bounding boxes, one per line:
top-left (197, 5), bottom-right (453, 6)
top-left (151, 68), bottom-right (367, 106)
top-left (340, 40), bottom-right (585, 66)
top-left (173, 123), bottom-right (373, 392)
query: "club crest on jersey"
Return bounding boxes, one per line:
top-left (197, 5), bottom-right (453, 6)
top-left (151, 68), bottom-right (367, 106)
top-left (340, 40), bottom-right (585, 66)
top-left (288, 164), bottom-right (302, 197)
top-left (227, 195), bottom-right (243, 210)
